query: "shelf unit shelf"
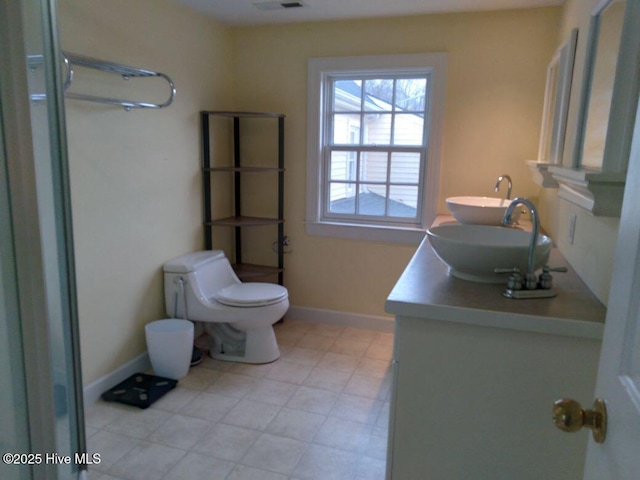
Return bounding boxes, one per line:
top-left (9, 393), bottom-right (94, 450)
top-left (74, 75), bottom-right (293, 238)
top-left (201, 111), bottom-right (285, 285)
top-left (204, 166), bottom-right (284, 173)
top-left (205, 216), bottom-right (284, 227)
top-left (232, 263), bottom-right (284, 279)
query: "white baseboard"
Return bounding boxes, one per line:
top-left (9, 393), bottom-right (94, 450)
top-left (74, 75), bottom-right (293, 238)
top-left (286, 305), bottom-right (394, 332)
top-left (83, 307), bottom-right (393, 408)
top-left (82, 352), bottom-right (151, 409)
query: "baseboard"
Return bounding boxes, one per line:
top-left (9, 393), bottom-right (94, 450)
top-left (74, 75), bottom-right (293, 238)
top-left (286, 305), bottom-right (394, 332)
top-left (82, 352), bottom-right (151, 409)
top-left (83, 307), bottom-right (393, 407)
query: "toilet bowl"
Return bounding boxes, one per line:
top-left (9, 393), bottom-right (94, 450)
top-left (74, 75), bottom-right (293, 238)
top-left (163, 250), bottom-right (288, 364)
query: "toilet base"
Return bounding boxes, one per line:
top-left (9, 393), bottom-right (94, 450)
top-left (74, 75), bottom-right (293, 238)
top-left (208, 324), bottom-right (280, 364)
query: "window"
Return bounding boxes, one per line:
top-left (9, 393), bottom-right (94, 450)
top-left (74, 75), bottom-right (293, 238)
top-left (306, 54), bottom-right (447, 244)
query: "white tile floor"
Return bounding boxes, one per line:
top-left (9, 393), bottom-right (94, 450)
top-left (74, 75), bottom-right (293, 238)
top-left (85, 318), bottom-right (393, 480)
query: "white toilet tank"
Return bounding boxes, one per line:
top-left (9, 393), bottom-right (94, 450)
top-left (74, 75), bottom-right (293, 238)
top-left (163, 250), bottom-right (240, 318)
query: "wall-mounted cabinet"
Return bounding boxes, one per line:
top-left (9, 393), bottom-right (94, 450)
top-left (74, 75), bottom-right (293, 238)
top-left (527, 28), bottom-right (578, 189)
top-left (201, 111), bottom-right (285, 285)
top-left (548, 0), bottom-right (640, 216)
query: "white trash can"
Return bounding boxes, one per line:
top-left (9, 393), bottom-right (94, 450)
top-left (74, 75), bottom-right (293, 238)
top-left (145, 319), bottom-right (194, 380)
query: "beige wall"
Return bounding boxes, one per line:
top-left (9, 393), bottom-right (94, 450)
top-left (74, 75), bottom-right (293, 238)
top-left (537, 0), bottom-right (620, 305)
top-left (61, 2), bottom-right (618, 386)
top-left (58, 0), bottom-right (234, 384)
top-left (230, 8), bottom-right (560, 316)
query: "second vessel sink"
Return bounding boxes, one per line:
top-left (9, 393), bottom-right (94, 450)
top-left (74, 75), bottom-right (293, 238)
top-left (426, 224), bottom-right (552, 283)
top-left (445, 196), bottom-right (521, 225)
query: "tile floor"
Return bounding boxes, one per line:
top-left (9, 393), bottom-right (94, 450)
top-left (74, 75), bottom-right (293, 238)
top-left (85, 318), bottom-right (394, 480)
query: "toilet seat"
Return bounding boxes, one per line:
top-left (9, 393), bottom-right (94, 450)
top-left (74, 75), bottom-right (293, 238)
top-left (214, 283), bottom-right (288, 307)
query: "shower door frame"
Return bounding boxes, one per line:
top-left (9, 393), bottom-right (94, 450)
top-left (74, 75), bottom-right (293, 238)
top-left (0, 0), bottom-right (86, 478)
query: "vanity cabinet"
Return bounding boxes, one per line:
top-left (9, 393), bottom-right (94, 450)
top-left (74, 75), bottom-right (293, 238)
top-left (200, 111), bottom-right (285, 284)
top-left (385, 233), bottom-right (605, 480)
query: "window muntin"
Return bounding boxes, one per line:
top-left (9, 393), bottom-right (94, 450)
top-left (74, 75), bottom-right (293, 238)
top-left (323, 75), bottom-right (429, 225)
top-left (306, 53), bottom-right (446, 244)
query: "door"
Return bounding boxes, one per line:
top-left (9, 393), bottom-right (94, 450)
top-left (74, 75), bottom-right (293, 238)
top-left (582, 89), bottom-right (640, 478)
top-left (0, 87), bottom-right (33, 480)
top-left (0, 0), bottom-right (86, 478)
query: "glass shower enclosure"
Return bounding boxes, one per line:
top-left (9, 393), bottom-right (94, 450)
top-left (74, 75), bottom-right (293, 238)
top-left (0, 0), bottom-right (86, 478)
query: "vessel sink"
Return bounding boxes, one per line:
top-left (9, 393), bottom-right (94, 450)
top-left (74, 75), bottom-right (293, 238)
top-left (426, 224), bottom-right (552, 283)
top-left (445, 196), bottom-right (521, 225)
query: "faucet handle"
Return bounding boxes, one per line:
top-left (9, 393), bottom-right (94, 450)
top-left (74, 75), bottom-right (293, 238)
top-left (494, 267), bottom-right (523, 290)
top-left (494, 267), bottom-right (520, 274)
top-left (538, 265), bottom-right (568, 290)
top-left (543, 265), bottom-right (568, 273)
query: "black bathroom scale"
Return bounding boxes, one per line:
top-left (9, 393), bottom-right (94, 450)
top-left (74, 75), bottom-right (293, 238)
top-left (101, 373), bottom-right (177, 409)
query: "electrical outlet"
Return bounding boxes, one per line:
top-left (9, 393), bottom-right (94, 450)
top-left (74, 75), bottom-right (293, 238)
top-left (568, 213), bottom-right (577, 245)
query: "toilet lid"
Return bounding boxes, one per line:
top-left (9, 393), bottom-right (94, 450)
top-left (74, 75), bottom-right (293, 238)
top-left (215, 283), bottom-right (288, 307)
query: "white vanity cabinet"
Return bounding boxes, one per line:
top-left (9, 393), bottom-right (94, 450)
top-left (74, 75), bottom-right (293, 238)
top-left (385, 236), bottom-right (605, 480)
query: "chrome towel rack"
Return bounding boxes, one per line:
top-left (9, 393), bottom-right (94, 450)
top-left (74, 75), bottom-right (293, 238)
top-left (62, 51), bottom-right (176, 111)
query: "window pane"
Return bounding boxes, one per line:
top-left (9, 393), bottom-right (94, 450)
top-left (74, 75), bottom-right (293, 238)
top-left (357, 184), bottom-right (386, 216)
top-left (395, 78), bottom-right (427, 111)
top-left (333, 79), bottom-right (362, 112)
top-left (393, 114), bottom-right (424, 145)
top-left (332, 114), bottom-right (361, 144)
top-left (330, 151), bottom-right (357, 181)
top-left (363, 113), bottom-right (391, 145)
top-left (390, 152), bottom-right (420, 183)
top-left (364, 79), bottom-right (393, 111)
top-left (328, 182), bottom-right (356, 214)
top-left (310, 54), bottom-right (446, 235)
top-left (360, 151), bottom-right (388, 183)
top-left (389, 185), bottom-right (419, 217)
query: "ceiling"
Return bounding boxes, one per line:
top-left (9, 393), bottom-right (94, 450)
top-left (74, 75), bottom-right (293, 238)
top-left (174, 0), bottom-right (564, 26)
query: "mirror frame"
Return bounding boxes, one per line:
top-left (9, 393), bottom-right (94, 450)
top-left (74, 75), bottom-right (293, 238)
top-left (550, 0), bottom-right (640, 216)
top-left (527, 28), bottom-right (578, 188)
top-left (573, 0), bottom-right (626, 171)
top-left (540, 28), bottom-right (578, 166)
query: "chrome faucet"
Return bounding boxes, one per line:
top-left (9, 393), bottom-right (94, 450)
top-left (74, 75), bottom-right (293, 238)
top-left (503, 197), bottom-right (537, 289)
top-left (494, 174), bottom-right (512, 200)
top-left (498, 198), bottom-right (568, 299)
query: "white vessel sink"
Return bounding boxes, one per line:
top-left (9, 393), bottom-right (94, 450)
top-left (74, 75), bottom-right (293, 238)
top-left (426, 224), bottom-right (552, 283)
top-left (445, 196), bottom-right (521, 225)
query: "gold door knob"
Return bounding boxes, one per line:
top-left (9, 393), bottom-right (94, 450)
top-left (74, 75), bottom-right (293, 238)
top-left (552, 398), bottom-right (607, 444)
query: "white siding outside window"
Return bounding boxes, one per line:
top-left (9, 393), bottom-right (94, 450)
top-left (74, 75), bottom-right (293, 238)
top-left (306, 54), bottom-right (447, 244)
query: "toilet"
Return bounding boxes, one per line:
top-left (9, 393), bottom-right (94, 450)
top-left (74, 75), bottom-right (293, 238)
top-left (163, 250), bottom-right (288, 364)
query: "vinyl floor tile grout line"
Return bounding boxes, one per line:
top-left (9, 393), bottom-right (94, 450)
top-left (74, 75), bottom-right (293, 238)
top-left (85, 319), bottom-right (390, 480)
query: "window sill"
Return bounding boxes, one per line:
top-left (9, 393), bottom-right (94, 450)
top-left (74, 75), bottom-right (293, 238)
top-left (305, 220), bottom-right (426, 244)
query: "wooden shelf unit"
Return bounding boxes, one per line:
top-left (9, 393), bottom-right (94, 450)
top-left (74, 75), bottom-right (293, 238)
top-left (201, 111), bottom-right (285, 285)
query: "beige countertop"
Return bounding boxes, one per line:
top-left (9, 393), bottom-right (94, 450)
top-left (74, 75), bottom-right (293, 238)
top-left (385, 218), bottom-right (606, 340)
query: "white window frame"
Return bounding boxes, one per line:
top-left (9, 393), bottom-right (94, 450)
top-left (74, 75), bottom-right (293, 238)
top-left (306, 53), bottom-right (447, 244)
